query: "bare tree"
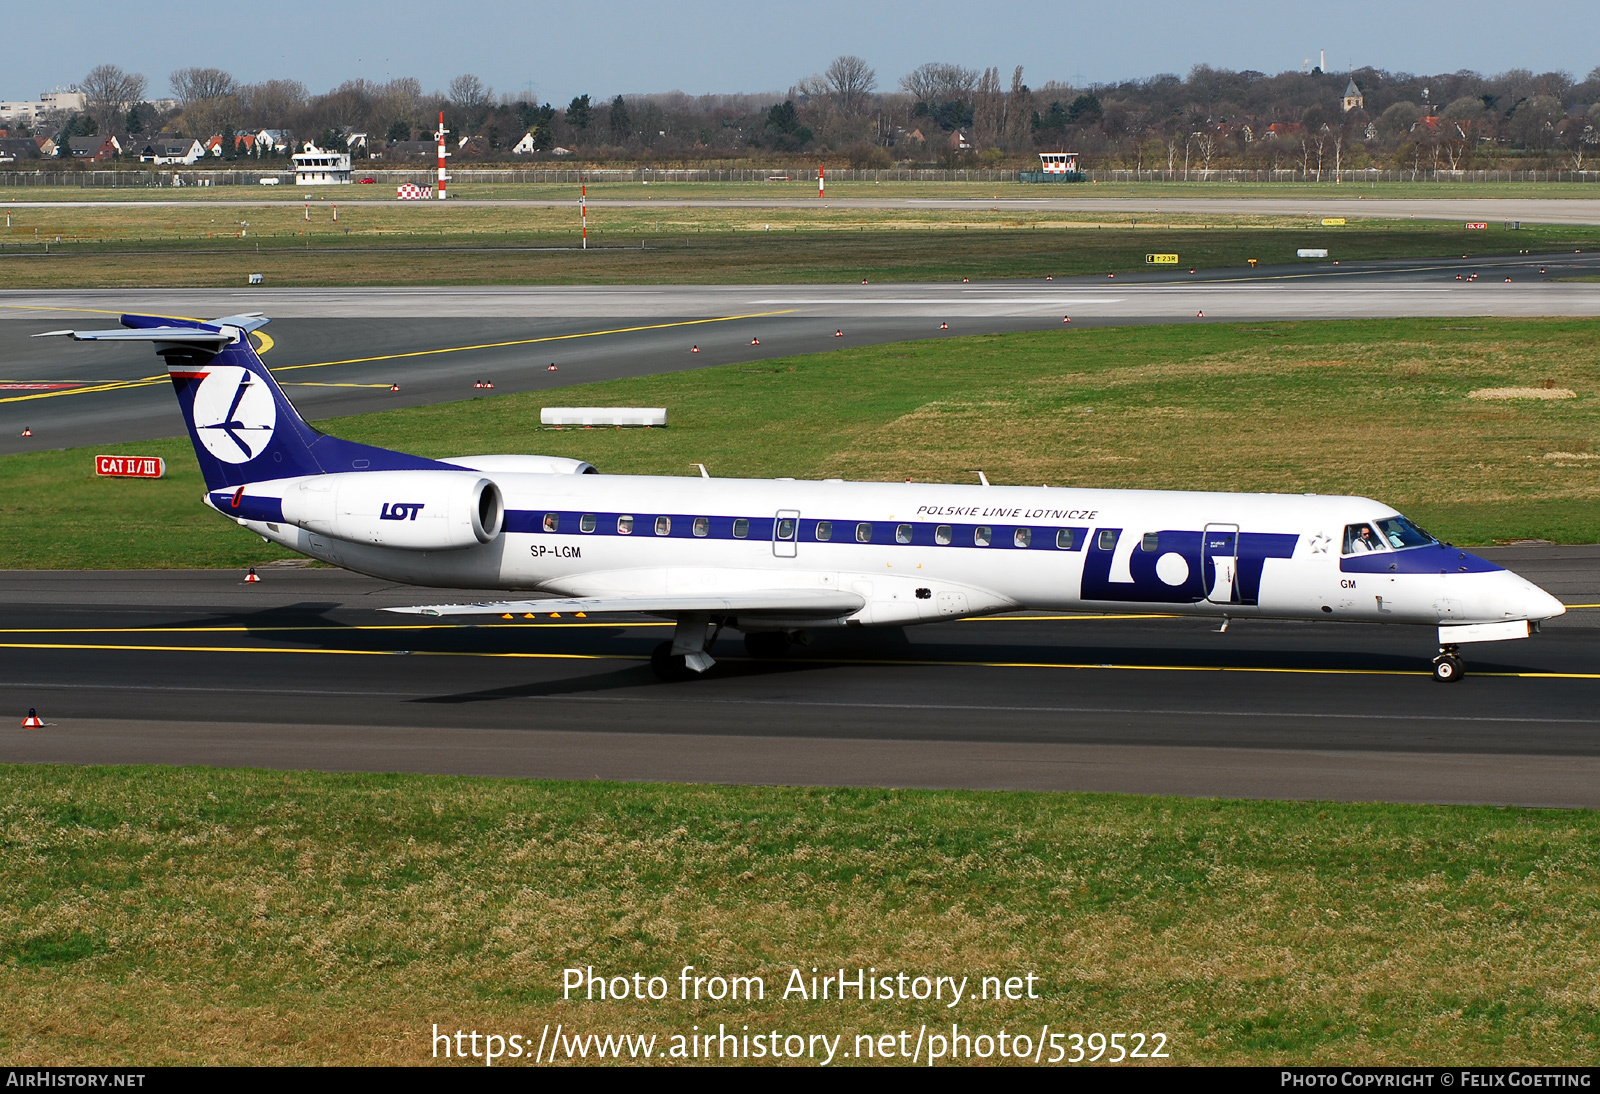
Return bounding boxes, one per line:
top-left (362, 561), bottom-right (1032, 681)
top-left (824, 55), bottom-right (877, 115)
top-left (81, 65), bottom-right (147, 133)
top-left (900, 62), bottom-right (978, 106)
top-left (449, 73), bottom-right (491, 113)
top-left (1195, 130), bottom-right (1217, 177)
top-left (171, 67), bottom-right (236, 107)
top-left (238, 79), bottom-right (308, 128)
top-left (1005, 66), bottom-right (1033, 150)
top-left (972, 66), bottom-right (1003, 147)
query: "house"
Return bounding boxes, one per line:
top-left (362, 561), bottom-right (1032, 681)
top-left (372, 140), bottom-right (436, 160)
top-left (1263, 122), bottom-right (1303, 140)
top-left (34, 136), bottom-right (56, 156)
top-left (136, 138), bottom-right (204, 165)
top-left (1341, 78), bottom-right (1364, 113)
top-left (511, 131), bottom-right (539, 154)
top-left (0, 137), bottom-right (44, 162)
top-left (456, 134), bottom-right (490, 157)
top-left (67, 134), bottom-right (121, 161)
top-left (948, 128), bottom-right (972, 151)
top-left (254, 129), bottom-right (291, 153)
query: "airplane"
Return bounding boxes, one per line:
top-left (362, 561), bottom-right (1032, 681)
top-left (38, 311), bottom-right (1567, 683)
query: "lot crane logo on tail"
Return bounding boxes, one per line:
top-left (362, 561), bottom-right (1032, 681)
top-left (190, 366), bottom-right (277, 463)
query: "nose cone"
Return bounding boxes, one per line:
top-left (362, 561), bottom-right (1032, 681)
top-left (1520, 580), bottom-right (1566, 621)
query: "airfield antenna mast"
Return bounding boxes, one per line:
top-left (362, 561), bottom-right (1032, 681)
top-left (435, 111), bottom-right (450, 200)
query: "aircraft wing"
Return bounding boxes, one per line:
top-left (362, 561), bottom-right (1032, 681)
top-left (385, 590), bottom-right (866, 618)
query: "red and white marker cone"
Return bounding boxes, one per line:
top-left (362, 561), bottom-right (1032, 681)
top-left (962, 278), bottom-right (969, 283)
top-left (21, 428), bottom-right (31, 437)
top-left (245, 567), bottom-right (261, 583)
top-left (834, 329), bottom-right (843, 337)
top-left (861, 279), bottom-right (868, 285)
top-left (390, 383), bottom-right (399, 392)
top-left (1063, 316), bottom-right (1071, 323)
top-left (1108, 272), bottom-right (1115, 278)
top-left (546, 364), bottom-right (557, 372)
top-left (691, 345), bottom-right (699, 353)
top-left (939, 322), bottom-right (948, 330)
top-left (1197, 311), bottom-right (1204, 318)
top-left (485, 381), bottom-right (494, 389)
top-left (22, 708), bottom-right (43, 728)
top-left (750, 337), bottom-right (760, 346)
top-left (1046, 275), bottom-right (1054, 281)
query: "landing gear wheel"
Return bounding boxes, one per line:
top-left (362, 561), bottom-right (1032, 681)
top-left (651, 641), bottom-right (694, 682)
top-left (743, 631), bottom-right (791, 659)
top-left (1432, 654), bottom-right (1464, 683)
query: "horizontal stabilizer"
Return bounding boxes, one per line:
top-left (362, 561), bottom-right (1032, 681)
top-left (33, 327), bottom-right (233, 346)
top-left (385, 589), bottom-right (866, 618)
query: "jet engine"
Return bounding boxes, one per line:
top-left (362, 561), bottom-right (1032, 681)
top-left (279, 470), bottom-right (502, 551)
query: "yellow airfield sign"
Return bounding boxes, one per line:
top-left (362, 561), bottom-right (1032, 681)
top-left (1145, 253), bottom-right (1179, 264)
top-left (1321, 218), bottom-right (1347, 226)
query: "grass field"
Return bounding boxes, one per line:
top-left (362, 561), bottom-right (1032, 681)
top-left (6, 177), bottom-right (1600, 202)
top-left (5, 317), bottom-right (1600, 569)
top-left (2, 764), bottom-right (1596, 1065)
top-left (3, 190), bottom-right (1598, 287)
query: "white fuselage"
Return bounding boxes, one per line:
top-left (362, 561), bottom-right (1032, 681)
top-left (223, 473), bottom-right (1565, 631)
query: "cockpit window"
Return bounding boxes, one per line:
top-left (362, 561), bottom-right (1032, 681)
top-left (1375, 516), bottom-right (1436, 550)
top-left (1342, 523), bottom-right (1386, 554)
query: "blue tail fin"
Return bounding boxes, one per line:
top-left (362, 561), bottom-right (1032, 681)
top-left (122, 314), bottom-right (448, 492)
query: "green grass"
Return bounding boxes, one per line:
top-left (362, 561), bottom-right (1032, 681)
top-left (1, 764), bottom-right (1595, 1064)
top-left (4, 192), bottom-right (1598, 287)
top-left (5, 317), bottom-right (1600, 568)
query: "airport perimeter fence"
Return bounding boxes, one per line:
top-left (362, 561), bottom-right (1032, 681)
top-left (5, 167), bottom-right (1600, 188)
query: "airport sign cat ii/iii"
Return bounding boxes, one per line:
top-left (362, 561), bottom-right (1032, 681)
top-left (38, 313), bottom-right (1565, 683)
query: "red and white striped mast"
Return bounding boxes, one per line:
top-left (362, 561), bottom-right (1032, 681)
top-left (435, 111), bottom-right (450, 200)
top-left (818, 162), bottom-right (825, 198)
top-left (581, 177), bottom-right (587, 249)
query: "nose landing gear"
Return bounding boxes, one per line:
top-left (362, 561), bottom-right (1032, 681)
top-left (1432, 644), bottom-right (1464, 683)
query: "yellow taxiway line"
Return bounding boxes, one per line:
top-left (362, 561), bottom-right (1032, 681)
top-left (4, 639), bottom-right (1598, 679)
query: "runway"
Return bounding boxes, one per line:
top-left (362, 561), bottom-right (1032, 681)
top-left (4, 250), bottom-right (1600, 454)
top-left (2, 544), bottom-right (1598, 808)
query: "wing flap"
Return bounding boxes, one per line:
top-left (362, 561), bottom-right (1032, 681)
top-left (384, 589), bottom-right (866, 618)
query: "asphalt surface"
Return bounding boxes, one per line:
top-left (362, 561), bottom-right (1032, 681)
top-left (2, 544), bottom-right (1597, 807)
top-left (5, 250), bottom-right (1600, 453)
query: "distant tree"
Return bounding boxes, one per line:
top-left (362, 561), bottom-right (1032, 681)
top-left (171, 67), bottom-right (236, 107)
top-left (759, 100), bottom-right (811, 150)
top-left (317, 128), bottom-right (348, 152)
top-left (824, 55), bottom-right (876, 115)
top-left (566, 94), bottom-right (591, 129)
top-left (900, 62), bottom-right (977, 106)
top-left (221, 121), bottom-right (236, 160)
top-left (609, 95), bottom-right (631, 142)
top-left (1065, 93), bottom-right (1102, 125)
top-left (125, 102), bottom-right (148, 135)
top-left (386, 119), bottom-right (411, 143)
top-left (81, 64), bottom-right (147, 134)
top-left (449, 74), bottom-right (490, 113)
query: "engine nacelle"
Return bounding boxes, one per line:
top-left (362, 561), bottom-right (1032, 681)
top-left (280, 470), bottom-right (502, 551)
top-left (441, 455), bottom-right (598, 475)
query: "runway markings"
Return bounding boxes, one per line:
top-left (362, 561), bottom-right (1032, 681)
top-left (266, 311), bottom-right (798, 375)
top-left (6, 637), bottom-right (1599, 680)
top-left (0, 331), bottom-right (271, 404)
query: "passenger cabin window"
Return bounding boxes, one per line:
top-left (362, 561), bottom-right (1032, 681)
top-left (617, 515), bottom-right (634, 535)
top-left (692, 517), bottom-right (709, 537)
top-left (1014, 528), bottom-right (1032, 549)
top-left (896, 523), bottom-right (913, 544)
top-left (1376, 516), bottom-right (1435, 550)
top-left (815, 520), bottom-right (833, 541)
top-left (655, 516), bottom-right (672, 536)
top-left (856, 522), bottom-right (873, 543)
top-left (1342, 523), bottom-right (1386, 555)
top-left (935, 525), bottom-right (953, 546)
top-left (1097, 529), bottom-right (1117, 551)
top-left (580, 514), bottom-right (596, 533)
top-left (776, 518), bottom-right (796, 541)
top-left (1055, 528), bottom-right (1075, 550)
top-left (1141, 532), bottom-right (1159, 553)
top-left (974, 526), bottom-right (992, 547)
top-left (733, 518), bottom-right (749, 539)
top-left (542, 513), bottom-right (559, 533)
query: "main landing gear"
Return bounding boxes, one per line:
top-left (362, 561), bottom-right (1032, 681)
top-left (651, 612), bottom-right (722, 682)
top-left (1432, 644), bottom-right (1465, 683)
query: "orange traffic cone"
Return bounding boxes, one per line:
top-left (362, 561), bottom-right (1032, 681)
top-left (245, 567), bottom-right (261, 583)
top-left (22, 708), bottom-right (43, 727)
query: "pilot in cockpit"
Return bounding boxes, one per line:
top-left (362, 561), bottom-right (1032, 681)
top-left (1345, 524), bottom-right (1381, 553)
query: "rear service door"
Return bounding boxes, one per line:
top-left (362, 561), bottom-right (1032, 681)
top-left (1203, 523), bottom-right (1239, 604)
top-left (773, 510), bottom-right (799, 558)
